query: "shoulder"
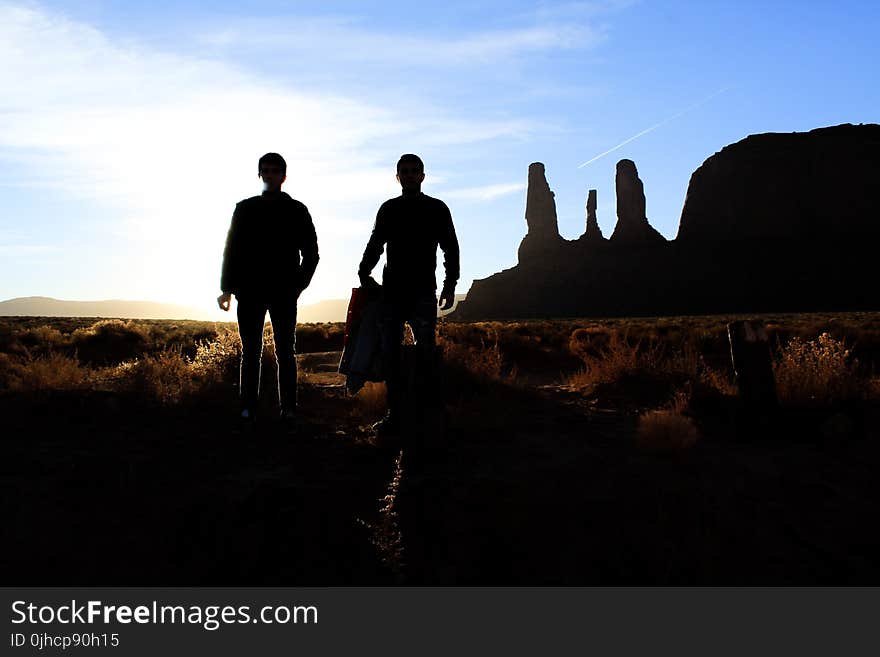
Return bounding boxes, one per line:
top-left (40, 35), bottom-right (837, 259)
top-left (236, 195), bottom-right (261, 210)
top-left (422, 193), bottom-right (449, 208)
top-left (289, 198), bottom-right (311, 217)
top-left (421, 194), bottom-right (451, 215)
top-left (376, 198), bottom-right (399, 216)
top-left (266, 192), bottom-right (307, 215)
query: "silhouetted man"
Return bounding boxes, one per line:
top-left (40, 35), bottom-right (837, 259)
top-left (358, 154), bottom-right (460, 440)
top-left (217, 152), bottom-right (319, 428)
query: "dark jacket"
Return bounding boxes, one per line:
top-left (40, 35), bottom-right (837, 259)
top-left (358, 192), bottom-right (459, 298)
top-left (220, 191), bottom-right (319, 299)
top-left (338, 286), bottom-right (384, 394)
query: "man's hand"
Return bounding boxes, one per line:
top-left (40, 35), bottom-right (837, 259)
top-left (439, 286), bottom-right (455, 311)
top-left (359, 273), bottom-right (381, 290)
top-left (217, 292), bottom-right (232, 311)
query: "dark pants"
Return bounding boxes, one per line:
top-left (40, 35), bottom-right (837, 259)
top-left (380, 293), bottom-right (438, 419)
top-left (236, 296), bottom-right (298, 413)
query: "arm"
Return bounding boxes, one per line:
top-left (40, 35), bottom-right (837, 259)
top-left (438, 201), bottom-right (460, 310)
top-left (357, 204), bottom-right (387, 286)
top-left (218, 203), bottom-right (244, 310)
top-left (298, 206), bottom-right (320, 291)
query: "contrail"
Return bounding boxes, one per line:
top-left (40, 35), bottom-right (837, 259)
top-left (577, 86), bottom-right (731, 169)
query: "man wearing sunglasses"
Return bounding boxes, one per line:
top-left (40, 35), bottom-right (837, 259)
top-left (217, 152), bottom-right (319, 430)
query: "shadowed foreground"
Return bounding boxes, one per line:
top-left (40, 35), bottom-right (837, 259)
top-left (4, 354), bottom-right (880, 585)
top-left (3, 315), bottom-right (880, 584)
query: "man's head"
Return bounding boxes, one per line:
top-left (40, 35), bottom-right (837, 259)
top-left (396, 154), bottom-right (425, 194)
top-left (258, 152), bottom-right (287, 193)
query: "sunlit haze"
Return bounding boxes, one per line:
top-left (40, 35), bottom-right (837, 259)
top-left (2, 1), bottom-right (878, 318)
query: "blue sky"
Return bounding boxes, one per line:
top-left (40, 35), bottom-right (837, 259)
top-left (2, 0), bottom-right (878, 316)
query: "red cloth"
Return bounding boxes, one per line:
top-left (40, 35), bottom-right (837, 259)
top-left (343, 286), bottom-right (380, 350)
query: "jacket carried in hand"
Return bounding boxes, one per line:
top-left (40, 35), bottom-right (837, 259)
top-left (220, 191), bottom-right (319, 299)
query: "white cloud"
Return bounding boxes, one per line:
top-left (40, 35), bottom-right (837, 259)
top-left (444, 182), bottom-right (526, 201)
top-left (194, 16), bottom-right (606, 67)
top-left (0, 3), bottom-right (538, 307)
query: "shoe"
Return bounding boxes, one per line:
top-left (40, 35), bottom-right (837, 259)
top-left (235, 407), bottom-right (256, 435)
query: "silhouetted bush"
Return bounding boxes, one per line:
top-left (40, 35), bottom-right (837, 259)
top-left (17, 325), bottom-right (68, 353)
top-left (773, 332), bottom-right (864, 408)
top-left (568, 330), bottom-right (733, 408)
top-left (350, 382), bottom-right (387, 422)
top-left (636, 391), bottom-right (700, 451)
top-left (3, 352), bottom-right (90, 392)
top-left (3, 314), bottom-right (879, 417)
top-left (637, 409), bottom-right (700, 451)
top-left (192, 327), bottom-right (241, 383)
top-left (294, 323), bottom-right (345, 353)
top-left (72, 320), bottom-right (150, 365)
top-left (124, 348), bottom-right (198, 405)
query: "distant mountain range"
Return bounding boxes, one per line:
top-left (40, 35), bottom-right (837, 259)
top-left (0, 297), bottom-right (220, 321)
top-left (0, 294), bottom-right (466, 323)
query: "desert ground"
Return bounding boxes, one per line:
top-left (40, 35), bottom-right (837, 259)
top-left (2, 313), bottom-right (879, 584)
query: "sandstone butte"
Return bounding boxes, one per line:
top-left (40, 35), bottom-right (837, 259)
top-left (452, 123), bottom-right (880, 320)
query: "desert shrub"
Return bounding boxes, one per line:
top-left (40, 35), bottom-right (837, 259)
top-left (153, 324), bottom-right (219, 358)
top-left (636, 392), bottom-right (700, 451)
top-left (699, 362), bottom-right (737, 396)
top-left (636, 409), bottom-right (700, 451)
top-left (568, 331), bottom-right (663, 390)
top-left (192, 327), bottom-right (241, 383)
top-left (568, 329), bottom-right (736, 407)
top-left (124, 348), bottom-right (199, 405)
top-left (3, 352), bottom-right (90, 392)
top-left (71, 319), bottom-right (150, 365)
top-left (0, 352), bottom-right (13, 389)
top-left (432, 331), bottom-right (515, 407)
top-left (569, 326), bottom-right (612, 359)
top-left (17, 325), bottom-right (69, 353)
top-left (438, 333), bottom-right (505, 382)
top-left (351, 381), bottom-right (387, 420)
top-left (773, 332), bottom-right (863, 408)
top-left (295, 323), bottom-right (344, 353)
top-left (0, 324), bottom-right (24, 355)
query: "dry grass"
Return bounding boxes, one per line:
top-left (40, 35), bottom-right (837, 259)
top-left (4, 315), bottom-right (879, 417)
top-left (568, 331), bottom-right (661, 389)
top-left (636, 392), bottom-right (700, 451)
top-left (354, 382), bottom-right (387, 418)
top-left (567, 328), bottom-right (740, 411)
top-left (699, 362), bottom-right (737, 396)
top-left (122, 349), bottom-right (200, 405)
top-left (2, 352), bottom-right (91, 392)
top-left (95, 330), bottom-right (240, 405)
top-left (191, 327), bottom-right (241, 382)
top-left (773, 332), bottom-right (863, 408)
top-left (18, 325), bottom-right (67, 352)
top-left (71, 319), bottom-right (150, 365)
top-left (437, 331), bottom-right (508, 383)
